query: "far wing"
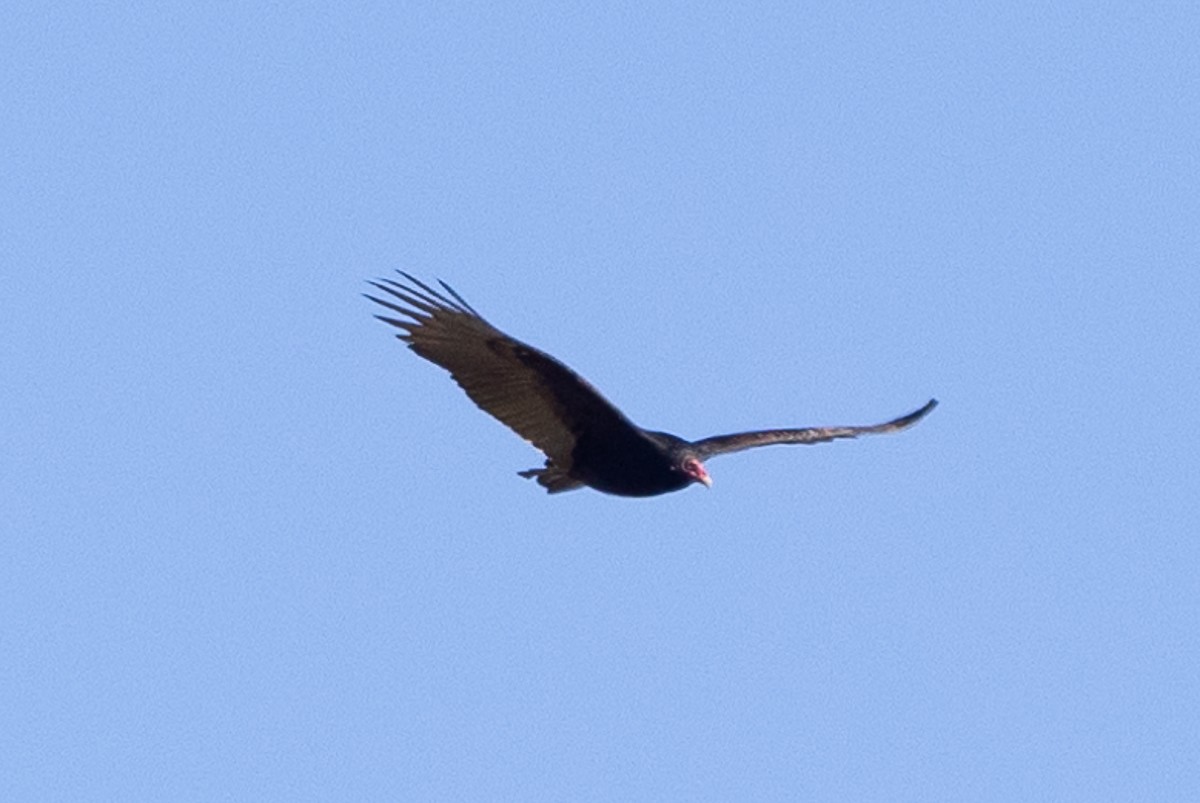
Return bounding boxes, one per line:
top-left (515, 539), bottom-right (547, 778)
top-left (365, 273), bottom-right (641, 471)
top-left (691, 399), bottom-right (938, 460)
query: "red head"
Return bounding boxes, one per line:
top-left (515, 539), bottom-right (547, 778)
top-left (681, 456), bottom-right (712, 488)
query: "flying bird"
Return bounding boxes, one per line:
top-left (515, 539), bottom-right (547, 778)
top-left (366, 273), bottom-right (937, 497)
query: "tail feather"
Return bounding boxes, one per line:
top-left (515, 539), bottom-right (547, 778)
top-left (518, 464), bottom-right (585, 494)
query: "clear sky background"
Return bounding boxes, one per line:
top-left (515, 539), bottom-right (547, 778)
top-left (4, 3), bottom-right (1198, 800)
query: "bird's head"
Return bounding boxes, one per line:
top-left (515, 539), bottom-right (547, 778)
top-left (680, 455), bottom-right (712, 489)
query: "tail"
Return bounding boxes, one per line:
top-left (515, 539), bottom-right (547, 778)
top-left (518, 463), bottom-right (585, 494)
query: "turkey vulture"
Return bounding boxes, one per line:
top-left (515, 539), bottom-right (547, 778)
top-left (366, 273), bottom-right (937, 497)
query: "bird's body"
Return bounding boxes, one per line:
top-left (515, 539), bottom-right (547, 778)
top-left (366, 273), bottom-right (936, 497)
top-left (558, 429), bottom-right (696, 497)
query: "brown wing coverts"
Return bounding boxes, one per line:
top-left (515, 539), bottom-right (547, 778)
top-left (691, 398), bottom-right (938, 459)
top-left (365, 273), bottom-right (636, 475)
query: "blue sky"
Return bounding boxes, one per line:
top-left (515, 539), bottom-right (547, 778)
top-left (4, 3), bottom-right (1198, 800)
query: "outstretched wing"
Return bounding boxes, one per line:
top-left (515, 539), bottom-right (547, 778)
top-left (691, 399), bottom-right (938, 460)
top-left (365, 272), bottom-right (641, 474)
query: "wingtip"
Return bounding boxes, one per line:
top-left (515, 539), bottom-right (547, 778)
top-left (899, 398), bottom-right (939, 428)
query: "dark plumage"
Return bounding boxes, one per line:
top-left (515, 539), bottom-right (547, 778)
top-left (366, 273), bottom-right (937, 497)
